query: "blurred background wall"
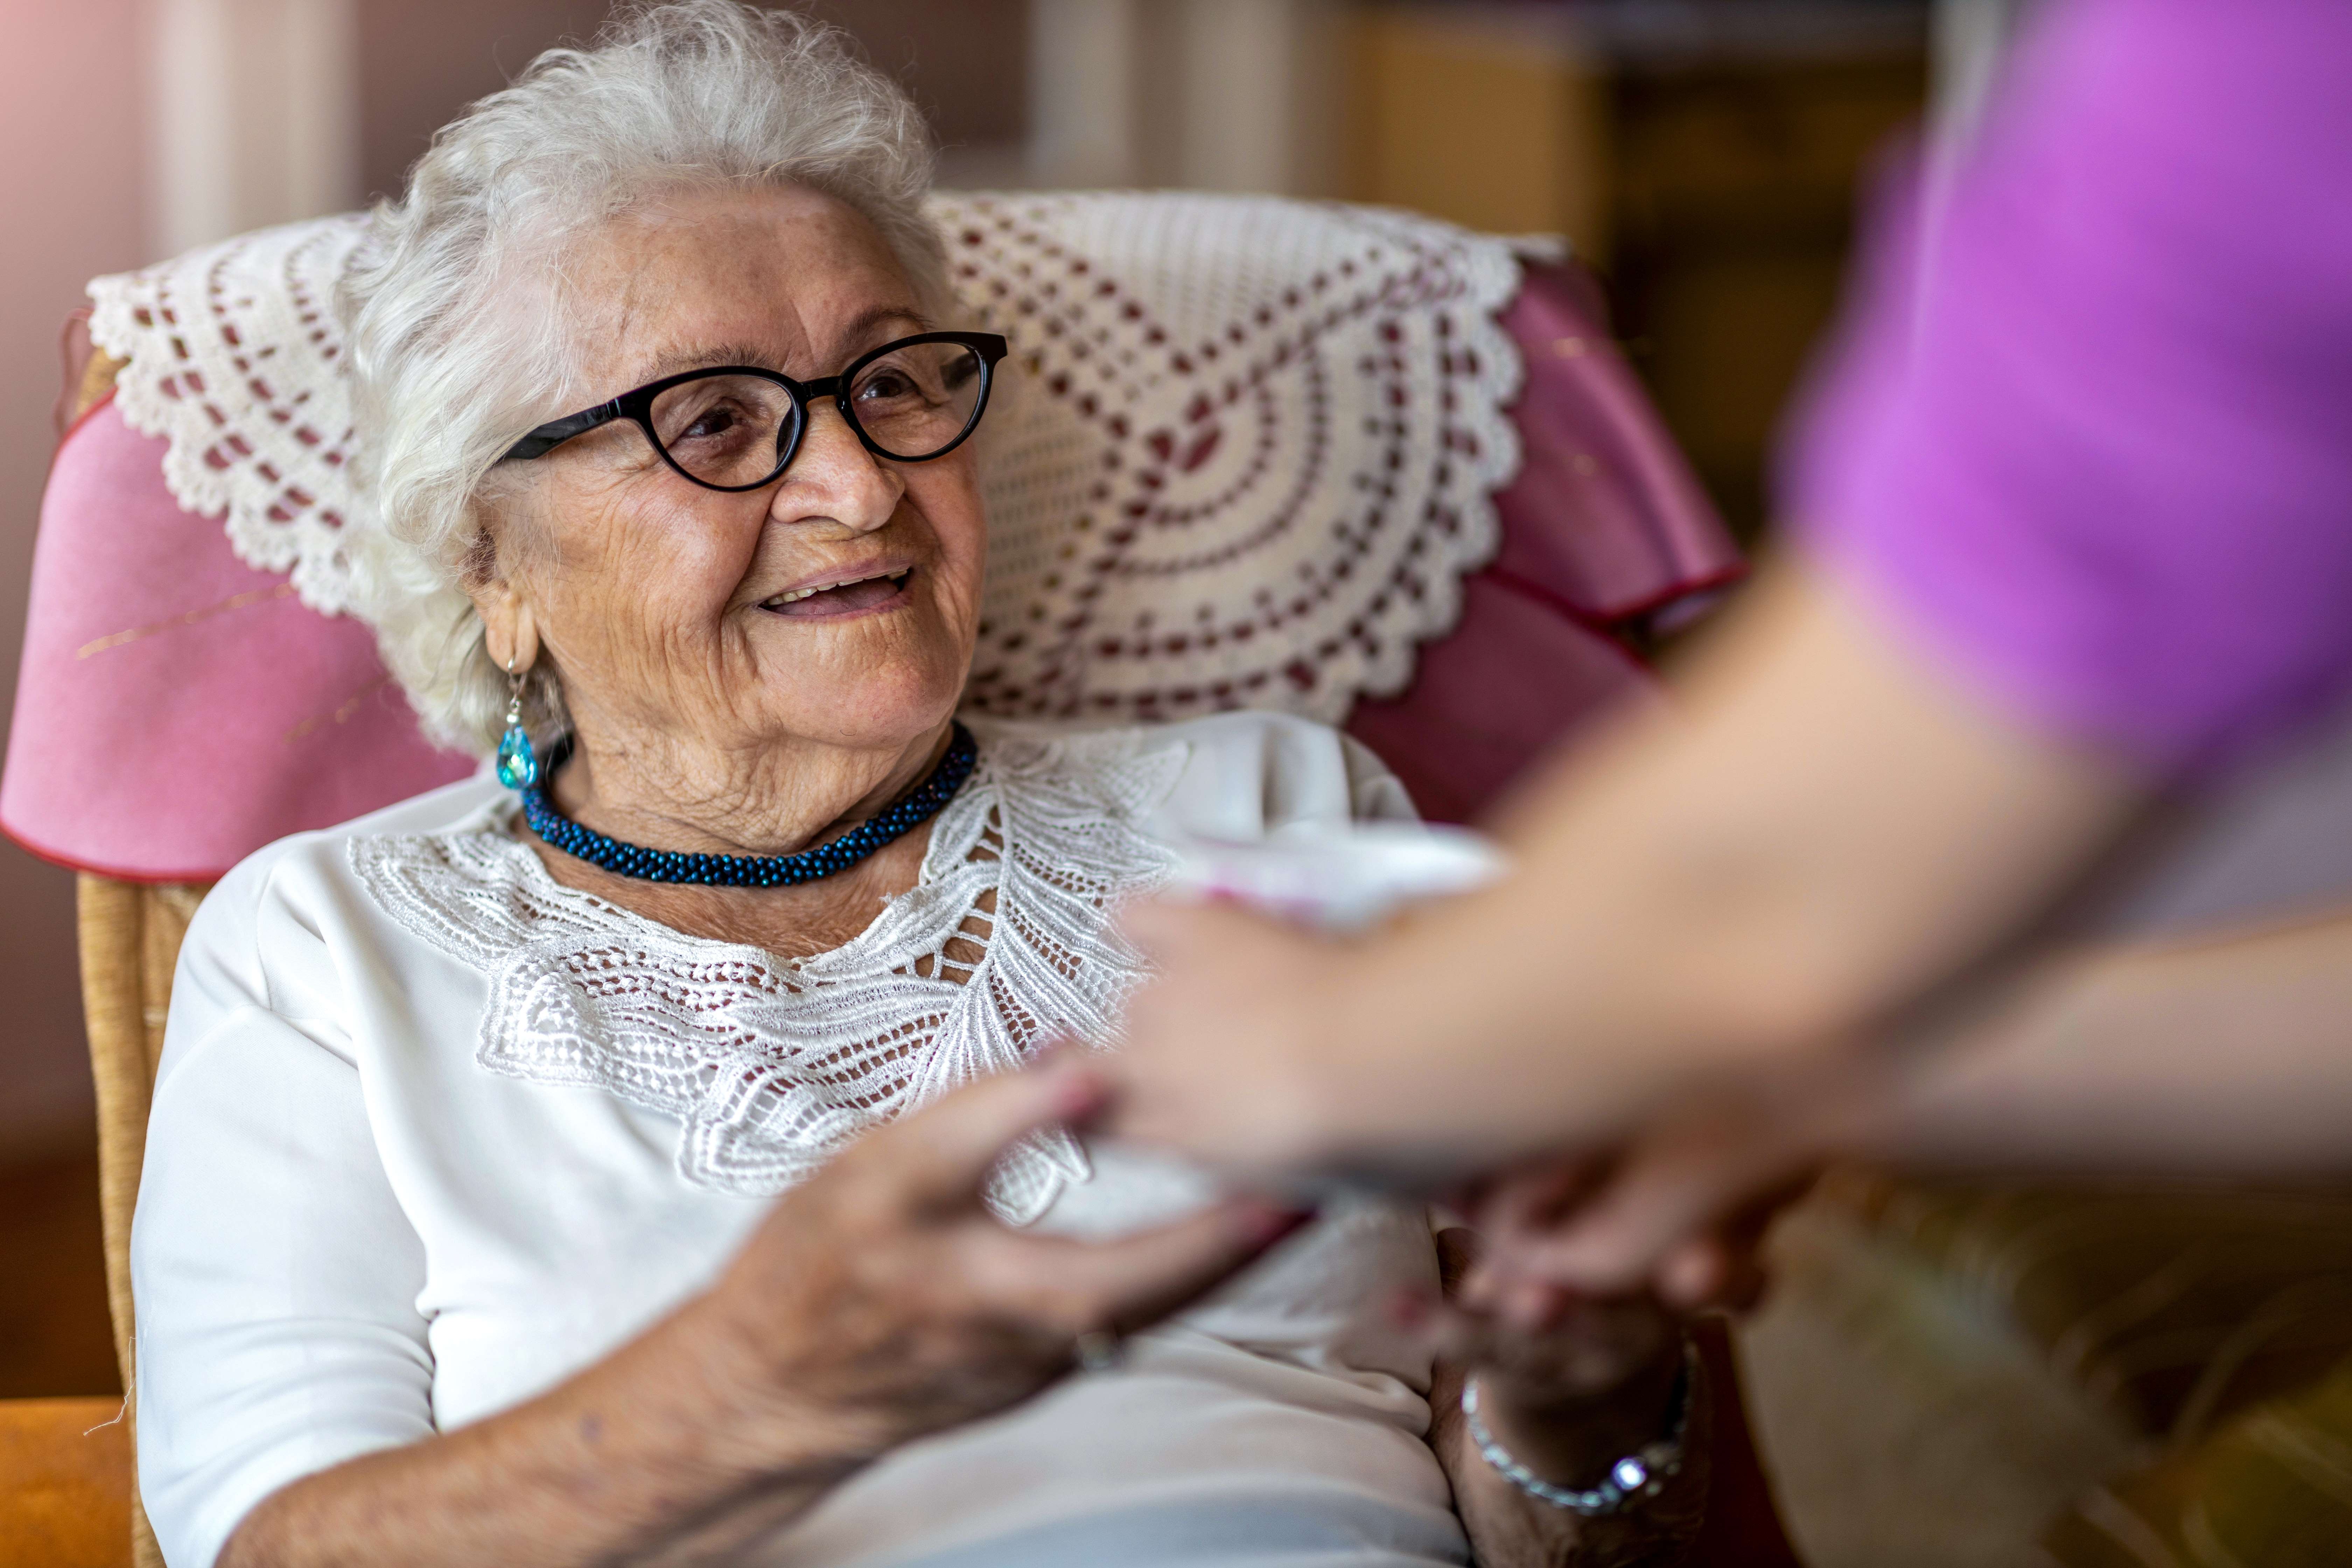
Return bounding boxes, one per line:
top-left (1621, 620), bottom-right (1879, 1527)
top-left (2, 0), bottom-right (1945, 1396)
top-left (2, 5), bottom-right (150, 1167)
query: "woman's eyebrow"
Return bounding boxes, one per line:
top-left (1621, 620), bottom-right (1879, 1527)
top-left (638, 341), bottom-right (784, 380)
top-left (841, 303), bottom-right (934, 343)
top-left (634, 309), bottom-right (934, 385)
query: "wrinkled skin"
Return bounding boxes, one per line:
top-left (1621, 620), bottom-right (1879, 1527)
top-left (475, 182), bottom-right (986, 958)
top-left (693, 1063), bottom-right (1304, 1462)
top-left (217, 188), bottom-right (1294, 1568)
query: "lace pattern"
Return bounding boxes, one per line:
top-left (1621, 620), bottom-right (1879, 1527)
top-left (87, 215), bottom-right (372, 616)
top-left (348, 726), bottom-right (1188, 1222)
top-left (955, 192), bottom-right (1531, 725)
top-left (86, 194), bottom-right (1532, 721)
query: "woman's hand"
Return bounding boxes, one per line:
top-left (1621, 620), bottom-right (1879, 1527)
top-left (221, 1060), bottom-right (1296, 1568)
top-left (1418, 1228), bottom-right (1711, 1568)
top-left (692, 1057), bottom-right (1305, 1458)
top-left (1449, 1046), bottom-right (1928, 1321)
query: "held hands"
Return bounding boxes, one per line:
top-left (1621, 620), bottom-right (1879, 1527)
top-left (1461, 1064), bottom-right (1885, 1312)
top-left (1413, 1227), bottom-right (1709, 1567)
top-left (688, 1059), bottom-right (1303, 1463)
top-left (215, 1062), bottom-right (1303, 1568)
top-left (1418, 1226), bottom-right (1687, 1464)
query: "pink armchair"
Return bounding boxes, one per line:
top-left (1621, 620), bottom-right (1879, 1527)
top-left (2, 192), bottom-right (1752, 1568)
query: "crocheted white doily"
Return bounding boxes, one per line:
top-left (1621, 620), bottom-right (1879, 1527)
top-left (349, 722), bottom-right (1187, 1222)
top-left (87, 192), bottom-right (1531, 722)
top-left (87, 213), bottom-right (373, 615)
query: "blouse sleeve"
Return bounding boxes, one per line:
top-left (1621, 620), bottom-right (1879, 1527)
top-left (133, 845), bottom-right (435, 1568)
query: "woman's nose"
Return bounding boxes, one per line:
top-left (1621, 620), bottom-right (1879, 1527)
top-left (774, 400), bottom-right (903, 534)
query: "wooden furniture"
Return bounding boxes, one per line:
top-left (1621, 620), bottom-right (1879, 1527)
top-left (72, 876), bottom-right (204, 1568)
top-left (9, 352), bottom-right (190, 1568)
top-left (1348, 1), bottom-right (1928, 538)
top-left (0, 1396), bottom-right (137, 1568)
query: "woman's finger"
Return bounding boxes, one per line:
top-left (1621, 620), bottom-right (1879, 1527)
top-left (1655, 1237), bottom-right (1731, 1310)
top-left (1482, 1155), bottom-right (1614, 1232)
top-left (1000, 1198), bottom-right (1309, 1336)
top-left (859, 1061), bottom-right (1111, 1207)
top-left (1474, 1100), bottom-right (1818, 1294)
top-left (1665, 1172), bottom-right (1812, 1310)
top-left (1496, 1160), bottom-right (1742, 1293)
top-left (1395, 1291), bottom-right (1496, 1365)
top-left (1434, 1225), bottom-right (1481, 1295)
top-left (1657, 1233), bottom-right (1773, 1312)
top-left (1458, 1155), bottom-right (1612, 1308)
top-left (1410, 1290), bottom-right (1677, 1398)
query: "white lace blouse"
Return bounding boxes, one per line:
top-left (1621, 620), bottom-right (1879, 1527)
top-left (131, 713), bottom-right (1472, 1568)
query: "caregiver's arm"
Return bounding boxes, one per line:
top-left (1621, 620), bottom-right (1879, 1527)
top-left (1890, 907), bottom-right (2352, 1173)
top-left (1113, 0), bottom-right (2352, 1187)
top-left (1111, 566), bottom-right (2144, 1180)
top-left (219, 1065), bottom-right (1291, 1568)
top-left (1463, 908), bottom-right (2352, 1306)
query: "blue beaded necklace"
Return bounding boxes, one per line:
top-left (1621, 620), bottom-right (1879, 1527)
top-left (516, 723), bottom-right (978, 888)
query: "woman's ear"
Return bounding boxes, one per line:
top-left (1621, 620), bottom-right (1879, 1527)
top-left (479, 584), bottom-right (541, 675)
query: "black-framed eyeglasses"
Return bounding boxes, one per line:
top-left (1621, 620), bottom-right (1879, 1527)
top-left (500, 331), bottom-right (1011, 492)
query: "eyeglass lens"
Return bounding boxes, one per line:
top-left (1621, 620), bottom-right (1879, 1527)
top-left (650, 375), bottom-right (804, 489)
top-left (646, 340), bottom-right (988, 488)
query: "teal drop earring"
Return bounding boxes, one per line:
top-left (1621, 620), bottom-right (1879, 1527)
top-left (495, 659), bottom-right (539, 790)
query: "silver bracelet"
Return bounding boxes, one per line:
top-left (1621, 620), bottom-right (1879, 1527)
top-left (1460, 1339), bottom-right (1698, 1516)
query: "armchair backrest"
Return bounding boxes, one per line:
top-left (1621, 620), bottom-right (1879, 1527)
top-left (10, 193), bottom-right (1734, 882)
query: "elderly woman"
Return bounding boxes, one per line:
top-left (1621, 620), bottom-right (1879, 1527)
top-left (131, 7), bottom-right (1717, 1567)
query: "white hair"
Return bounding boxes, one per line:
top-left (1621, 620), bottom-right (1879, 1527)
top-left (341, 0), bottom-right (945, 754)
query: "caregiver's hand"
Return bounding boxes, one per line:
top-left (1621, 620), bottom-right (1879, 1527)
top-left (1457, 1057), bottom-right (1895, 1312)
top-left (221, 1060), bottom-right (1298, 1568)
top-left (1106, 896), bottom-right (1376, 1182)
top-left (1106, 572), bottom-right (2140, 1196)
top-left (1469, 907), bottom-right (2352, 1310)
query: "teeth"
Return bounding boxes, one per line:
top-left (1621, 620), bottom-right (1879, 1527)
top-left (765, 568), bottom-right (909, 608)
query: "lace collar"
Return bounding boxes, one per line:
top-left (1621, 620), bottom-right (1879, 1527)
top-left (349, 724), bottom-right (1188, 1221)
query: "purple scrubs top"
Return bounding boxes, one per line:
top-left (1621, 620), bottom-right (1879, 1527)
top-left (1787, 0), bottom-right (2352, 774)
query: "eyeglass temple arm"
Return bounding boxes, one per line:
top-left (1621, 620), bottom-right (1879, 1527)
top-left (503, 401), bottom-right (624, 462)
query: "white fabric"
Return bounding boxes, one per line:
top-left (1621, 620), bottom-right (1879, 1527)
top-left (132, 712), bottom-right (1465, 1568)
top-left (350, 724), bottom-right (1200, 1223)
top-left (88, 193), bottom-right (1534, 723)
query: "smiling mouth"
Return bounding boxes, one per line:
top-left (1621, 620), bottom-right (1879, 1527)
top-left (759, 567), bottom-right (914, 619)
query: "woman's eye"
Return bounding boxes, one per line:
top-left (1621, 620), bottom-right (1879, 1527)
top-left (681, 405), bottom-right (742, 441)
top-left (858, 370), bottom-right (917, 403)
